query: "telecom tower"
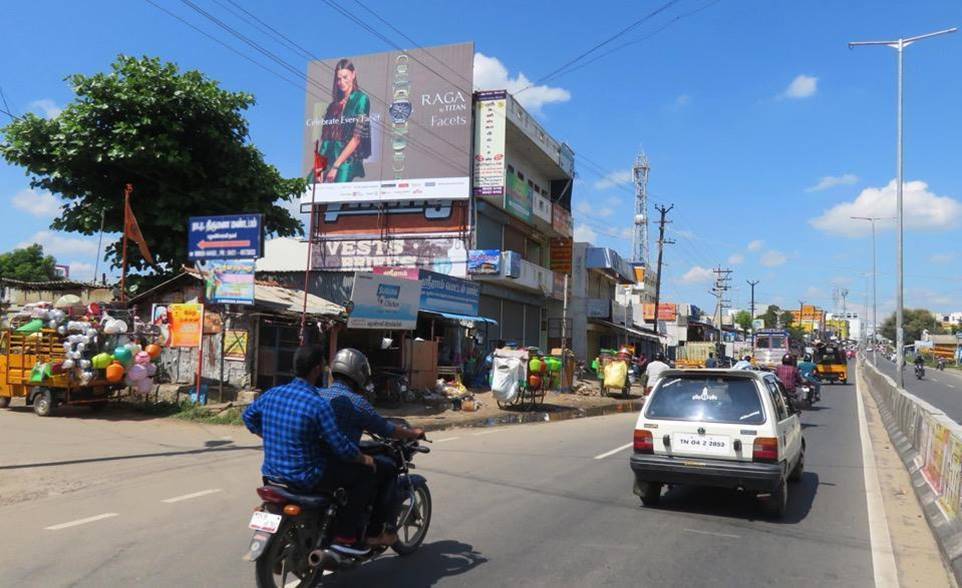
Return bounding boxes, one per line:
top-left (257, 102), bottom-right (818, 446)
top-left (632, 153), bottom-right (650, 264)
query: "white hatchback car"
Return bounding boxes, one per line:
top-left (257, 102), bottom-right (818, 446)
top-left (629, 369), bottom-right (804, 518)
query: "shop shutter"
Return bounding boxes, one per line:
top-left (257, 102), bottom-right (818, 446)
top-left (524, 303), bottom-right (541, 348)
top-left (479, 294), bottom-right (501, 344)
top-left (502, 300), bottom-right (524, 344)
top-left (476, 214), bottom-right (503, 250)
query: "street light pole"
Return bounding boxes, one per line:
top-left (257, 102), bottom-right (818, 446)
top-left (849, 26), bottom-right (957, 388)
top-left (851, 216), bottom-right (893, 366)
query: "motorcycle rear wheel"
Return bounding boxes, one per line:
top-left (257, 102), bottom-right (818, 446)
top-left (255, 523), bottom-right (323, 588)
top-left (392, 478), bottom-right (432, 556)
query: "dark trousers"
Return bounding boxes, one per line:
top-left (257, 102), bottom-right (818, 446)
top-left (369, 454), bottom-right (400, 535)
top-left (318, 461), bottom-right (377, 540)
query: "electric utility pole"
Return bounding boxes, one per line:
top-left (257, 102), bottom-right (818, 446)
top-left (711, 267), bottom-right (733, 358)
top-left (651, 204), bottom-right (674, 347)
top-left (849, 26), bottom-right (958, 388)
top-left (747, 279), bottom-right (760, 347)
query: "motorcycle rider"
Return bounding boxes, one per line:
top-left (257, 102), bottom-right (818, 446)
top-left (319, 348), bottom-right (425, 550)
top-left (242, 346), bottom-right (377, 556)
top-left (797, 353), bottom-right (821, 402)
top-left (914, 353), bottom-right (926, 377)
top-left (775, 353), bottom-right (803, 403)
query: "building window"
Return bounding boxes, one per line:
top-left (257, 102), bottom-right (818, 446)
top-left (507, 164), bottom-right (515, 175)
top-left (517, 171), bottom-right (524, 181)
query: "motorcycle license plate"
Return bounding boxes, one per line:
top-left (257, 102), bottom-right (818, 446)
top-left (673, 433), bottom-right (730, 455)
top-left (249, 511), bottom-right (282, 534)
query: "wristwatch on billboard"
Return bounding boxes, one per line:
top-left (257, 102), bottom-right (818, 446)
top-left (390, 53), bottom-right (412, 179)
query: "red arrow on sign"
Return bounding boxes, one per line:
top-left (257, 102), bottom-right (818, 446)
top-left (198, 240), bottom-right (251, 249)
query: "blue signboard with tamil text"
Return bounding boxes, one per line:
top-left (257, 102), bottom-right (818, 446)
top-left (188, 214), bottom-right (263, 260)
top-left (417, 270), bottom-right (480, 316)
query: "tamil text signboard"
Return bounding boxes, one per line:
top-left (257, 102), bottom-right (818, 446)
top-left (188, 214), bottom-right (262, 260)
top-left (168, 303), bottom-right (204, 348)
top-left (348, 272), bottom-right (421, 330)
top-left (473, 90), bottom-right (506, 198)
top-left (373, 267), bottom-right (480, 316)
top-left (301, 42), bottom-right (474, 204)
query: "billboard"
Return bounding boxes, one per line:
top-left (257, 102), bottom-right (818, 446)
top-left (311, 236), bottom-right (468, 277)
top-left (348, 272), bottom-right (421, 330)
top-left (308, 200), bottom-right (467, 238)
top-left (643, 303), bottom-right (678, 322)
top-left (473, 90), bottom-right (506, 197)
top-left (202, 259), bottom-right (255, 305)
top-left (301, 42), bottom-right (474, 204)
top-left (374, 267), bottom-right (480, 315)
top-left (468, 250), bottom-right (500, 275)
top-left (188, 214), bottom-right (262, 260)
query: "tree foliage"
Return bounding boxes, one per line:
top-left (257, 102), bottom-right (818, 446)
top-left (734, 310), bottom-right (753, 332)
top-left (0, 56), bottom-right (304, 273)
top-left (880, 308), bottom-right (944, 344)
top-left (0, 244), bottom-right (58, 282)
top-left (761, 305), bottom-right (781, 328)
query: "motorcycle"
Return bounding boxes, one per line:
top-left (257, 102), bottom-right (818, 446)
top-left (799, 380), bottom-right (817, 406)
top-left (938, 358), bottom-right (946, 371)
top-left (915, 364), bottom-right (925, 380)
top-left (370, 368), bottom-right (410, 405)
top-left (245, 423), bottom-right (432, 588)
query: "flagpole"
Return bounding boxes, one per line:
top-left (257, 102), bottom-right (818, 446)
top-left (300, 142), bottom-right (323, 345)
top-left (121, 183), bottom-right (132, 303)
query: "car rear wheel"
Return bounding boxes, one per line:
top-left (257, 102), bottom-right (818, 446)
top-left (639, 482), bottom-right (662, 507)
top-left (789, 449), bottom-right (804, 483)
top-left (760, 477), bottom-right (787, 519)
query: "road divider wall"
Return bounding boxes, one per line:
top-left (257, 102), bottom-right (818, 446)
top-left (860, 359), bottom-right (962, 577)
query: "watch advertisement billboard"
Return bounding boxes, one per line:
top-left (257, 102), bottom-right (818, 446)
top-left (308, 200), bottom-right (467, 238)
top-left (301, 42), bottom-right (474, 204)
top-left (473, 90), bottom-right (506, 198)
top-left (348, 272), bottom-right (421, 330)
top-left (312, 236), bottom-right (468, 277)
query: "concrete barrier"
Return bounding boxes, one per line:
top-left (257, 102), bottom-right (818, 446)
top-left (860, 359), bottom-right (962, 578)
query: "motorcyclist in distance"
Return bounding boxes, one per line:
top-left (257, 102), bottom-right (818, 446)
top-left (797, 353), bottom-right (821, 402)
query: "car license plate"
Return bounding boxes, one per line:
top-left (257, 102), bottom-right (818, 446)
top-left (673, 433), bottom-right (730, 455)
top-left (249, 511), bottom-right (282, 534)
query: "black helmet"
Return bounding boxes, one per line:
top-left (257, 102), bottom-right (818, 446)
top-left (803, 353), bottom-right (812, 362)
top-left (782, 353), bottom-right (794, 365)
top-left (743, 355), bottom-right (752, 361)
top-left (331, 348), bottom-right (372, 391)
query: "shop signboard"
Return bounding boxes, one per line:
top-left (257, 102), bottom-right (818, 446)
top-left (168, 303), bottom-right (204, 348)
top-left (643, 303), bottom-right (678, 322)
top-left (467, 249), bottom-right (500, 275)
top-left (308, 200), bottom-right (467, 238)
top-left (549, 238), bottom-right (572, 274)
top-left (311, 236), bottom-right (467, 277)
top-left (473, 90), bottom-right (506, 198)
top-left (188, 214), bottom-right (262, 260)
top-left (374, 267), bottom-right (480, 315)
top-left (587, 298), bottom-right (610, 319)
top-left (201, 259), bottom-right (255, 305)
top-left (348, 272), bottom-right (421, 330)
top-left (505, 173), bottom-right (532, 221)
top-left (224, 329), bottom-right (249, 361)
top-left (301, 42), bottom-right (474, 204)
top-left (551, 204), bottom-right (572, 238)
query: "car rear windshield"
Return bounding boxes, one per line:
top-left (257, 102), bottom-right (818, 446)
top-left (645, 376), bottom-right (766, 425)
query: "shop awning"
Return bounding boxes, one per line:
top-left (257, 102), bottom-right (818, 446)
top-left (421, 310), bottom-right (498, 326)
top-left (591, 319), bottom-right (661, 342)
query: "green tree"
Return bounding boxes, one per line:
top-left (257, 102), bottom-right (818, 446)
top-left (734, 310), bottom-right (753, 332)
top-left (0, 244), bottom-right (58, 282)
top-left (880, 309), bottom-right (944, 344)
top-left (761, 305), bottom-right (781, 328)
top-left (0, 56), bottom-right (304, 274)
top-left (780, 310), bottom-right (796, 328)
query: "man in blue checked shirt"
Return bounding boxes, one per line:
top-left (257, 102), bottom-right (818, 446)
top-left (243, 345), bottom-right (377, 556)
top-left (321, 348), bottom-right (425, 549)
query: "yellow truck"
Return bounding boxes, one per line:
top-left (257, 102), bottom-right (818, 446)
top-left (0, 329), bottom-right (116, 416)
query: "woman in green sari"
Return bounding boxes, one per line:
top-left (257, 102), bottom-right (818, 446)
top-left (317, 59), bottom-right (372, 183)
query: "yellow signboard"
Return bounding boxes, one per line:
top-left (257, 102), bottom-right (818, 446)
top-left (168, 303), bottom-right (204, 348)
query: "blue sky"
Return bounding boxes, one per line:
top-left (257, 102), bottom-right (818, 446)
top-left (2, 0), bottom-right (961, 319)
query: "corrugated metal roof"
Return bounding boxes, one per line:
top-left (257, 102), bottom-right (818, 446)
top-left (254, 283), bottom-right (343, 317)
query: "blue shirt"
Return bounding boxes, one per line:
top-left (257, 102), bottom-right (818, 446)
top-left (243, 378), bottom-right (360, 490)
top-left (317, 381), bottom-right (396, 445)
top-left (798, 361), bottom-right (818, 380)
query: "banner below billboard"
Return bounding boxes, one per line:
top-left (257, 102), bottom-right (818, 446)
top-left (373, 267), bottom-right (480, 316)
top-left (312, 237), bottom-right (467, 277)
top-left (202, 259), bottom-right (255, 305)
top-left (308, 200), bottom-right (467, 238)
top-left (348, 272), bottom-right (421, 330)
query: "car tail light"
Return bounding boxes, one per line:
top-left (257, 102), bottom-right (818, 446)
top-left (752, 437), bottom-right (778, 463)
top-left (634, 429), bottom-right (654, 454)
top-left (256, 487), bottom-right (287, 504)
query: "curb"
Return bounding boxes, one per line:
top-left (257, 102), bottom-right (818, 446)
top-left (860, 363), bottom-right (962, 583)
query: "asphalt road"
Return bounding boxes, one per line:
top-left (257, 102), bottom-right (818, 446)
top-left (0, 382), bottom-right (875, 587)
top-left (873, 356), bottom-right (962, 423)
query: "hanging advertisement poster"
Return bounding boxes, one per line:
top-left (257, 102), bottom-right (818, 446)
top-left (201, 259), bottom-right (255, 305)
top-left (505, 173), bottom-right (532, 221)
top-left (311, 236), bottom-right (467, 277)
top-left (549, 238), bottom-right (573, 274)
top-left (168, 303), bottom-right (204, 348)
top-left (301, 42), bottom-right (474, 204)
top-left (150, 304), bottom-right (172, 347)
top-left (467, 250), bottom-right (501, 275)
top-left (308, 200), bottom-right (467, 238)
top-left (348, 272), bottom-right (422, 330)
top-left (223, 329), bottom-right (249, 361)
top-left (473, 90), bottom-right (507, 198)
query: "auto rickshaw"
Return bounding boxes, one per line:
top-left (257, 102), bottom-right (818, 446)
top-left (815, 343), bottom-right (848, 385)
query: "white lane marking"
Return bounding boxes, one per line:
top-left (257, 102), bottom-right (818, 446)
top-left (947, 383), bottom-right (956, 389)
top-left (435, 437), bottom-right (461, 443)
top-left (161, 488), bottom-right (222, 503)
top-left (472, 430), bottom-right (499, 437)
top-left (45, 512), bottom-right (118, 530)
top-left (855, 366), bottom-right (899, 588)
top-left (683, 528), bottom-right (740, 539)
top-left (593, 443), bottom-right (633, 460)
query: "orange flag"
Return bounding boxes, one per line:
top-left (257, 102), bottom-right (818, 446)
top-left (124, 196), bottom-right (155, 266)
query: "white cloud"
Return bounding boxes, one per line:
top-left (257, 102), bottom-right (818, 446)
top-left (804, 286), bottom-right (822, 299)
top-left (671, 94), bottom-right (691, 110)
top-left (760, 250), bottom-right (787, 267)
top-left (17, 231), bottom-right (98, 258)
top-left (680, 265), bottom-right (714, 284)
top-left (810, 179), bottom-right (962, 237)
top-left (728, 253), bottom-right (744, 265)
top-left (28, 98), bottom-right (62, 119)
top-left (67, 261), bottom-right (95, 281)
top-left (806, 173), bottom-right (858, 192)
top-left (930, 253), bottom-right (954, 264)
top-left (592, 169), bottom-right (632, 190)
top-left (11, 188), bottom-right (61, 217)
top-left (573, 224), bottom-right (597, 242)
top-left (779, 74), bottom-right (817, 99)
top-left (747, 239), bottom-right (764, 252)
top-left (474, 53), bottom-right (571, 114)
top-left (674, 228), bottom-right (695, 240)
top-left (576, 201), bottom-right (613, 218)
